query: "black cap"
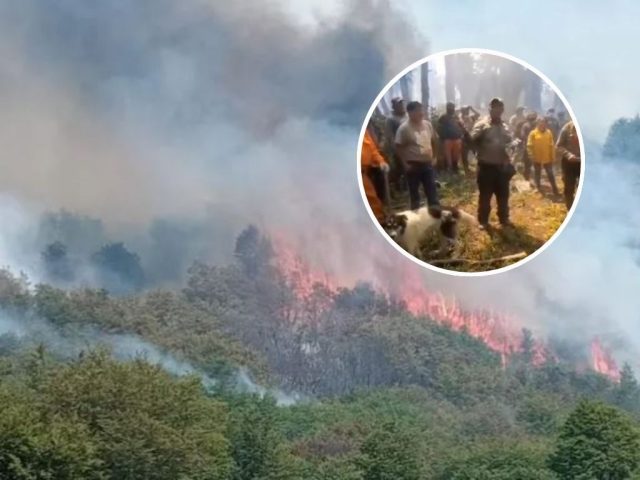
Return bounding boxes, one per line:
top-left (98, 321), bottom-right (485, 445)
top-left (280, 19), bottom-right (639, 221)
top-left (406, 101), bottom-right (422, 112)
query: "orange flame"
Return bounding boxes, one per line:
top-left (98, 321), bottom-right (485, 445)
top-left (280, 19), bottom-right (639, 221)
top-left (591, 338), bottom-right (620, 381)
top-left (270, 234), bottom-right (617, 379)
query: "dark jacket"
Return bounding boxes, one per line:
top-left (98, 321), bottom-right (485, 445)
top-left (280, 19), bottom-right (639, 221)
top-left (437, 113), bottom-right (464, 140)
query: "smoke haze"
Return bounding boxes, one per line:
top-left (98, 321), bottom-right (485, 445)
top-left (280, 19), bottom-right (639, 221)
top-left (0, 0), bottom-right (639, 368)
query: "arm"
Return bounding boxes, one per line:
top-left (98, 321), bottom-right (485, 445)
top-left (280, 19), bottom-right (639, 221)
top-left (526, 131), bottom-right (534, 159)
top-left (430, 122), bottom-right (439, 157)
top-left (368, 130), bottom-right (387, 168)
top-left (470, 119), bottom-right (486, 143)
top-left (384, 118), bottom-right (395, 154)
top-left (555, 124), bottom-right (576, 161)
top-left (394, 126), bottom-right (410, 170)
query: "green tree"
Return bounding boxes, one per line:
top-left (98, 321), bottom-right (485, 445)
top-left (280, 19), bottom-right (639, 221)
top-left (357, 422), bottom-right (421, 480)
top-left (438, 441), bottom-right (554, 480)
top-left (549, 400), bottom-right (640, 479)
top-left (42, 350), bottom-right (233, 480)
top-left (614, 363), bottom-right (640, 413)
top-left (229, 395), bottom-right (299, 480)
top-left (234, 225), bottom-right (273, 275)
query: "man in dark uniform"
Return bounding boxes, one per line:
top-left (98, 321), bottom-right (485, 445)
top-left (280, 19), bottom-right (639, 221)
top-left (470, 98), bottom-right (515, 229)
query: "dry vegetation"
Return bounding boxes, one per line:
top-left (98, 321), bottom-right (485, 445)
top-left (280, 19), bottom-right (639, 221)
top-left (388, 162), bottom-right (569, 272)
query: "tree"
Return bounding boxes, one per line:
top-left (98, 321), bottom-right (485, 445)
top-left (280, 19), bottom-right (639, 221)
top-left (549, 400), bottom-right (640, 479)
top-left (42, 241), bottom-right (75, 282)
top-left (228, 395), bottom-right (300, 480)
top-left (603, 116), bottom-right (640, 159)
top-left (91, 242), bottom-right (145, 293)
top-left (615, 363), bottom-right (640, 413)
top-left (357, 422), bottom-right (421, 480)
top-left (438, 440), bottom-right (554, 480)
top-left (234, 225), bottom-right (273, 275)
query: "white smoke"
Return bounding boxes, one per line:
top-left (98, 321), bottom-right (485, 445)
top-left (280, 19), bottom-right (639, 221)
top-left (0, 310), bottom-right (301, 405)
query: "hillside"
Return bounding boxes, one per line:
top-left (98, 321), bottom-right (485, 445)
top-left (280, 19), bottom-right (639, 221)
top-left (1, 226), bottom-right (639, 479)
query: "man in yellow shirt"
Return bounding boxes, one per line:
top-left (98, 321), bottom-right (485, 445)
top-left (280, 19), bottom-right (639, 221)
top-left (527, 118), bottom-right (559, 196)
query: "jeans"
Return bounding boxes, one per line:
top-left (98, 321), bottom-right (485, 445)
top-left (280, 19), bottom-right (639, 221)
top-left (534, 163), bottom-right (559, 194)
top-left (562, 158), bottom-right (581, 209)
top-left (406, 162), bottom-right (439, 210)
top-left (477, 163), bottom-right (510, 224)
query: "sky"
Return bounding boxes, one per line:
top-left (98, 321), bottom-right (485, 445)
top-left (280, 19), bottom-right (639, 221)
top-left (0, 0), bottom-right (639, 367)
top-left (285, 0), bottom-right (639, 140)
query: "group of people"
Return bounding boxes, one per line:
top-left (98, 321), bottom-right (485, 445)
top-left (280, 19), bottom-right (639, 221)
top-left (361, 96), bottom-right (581, 230)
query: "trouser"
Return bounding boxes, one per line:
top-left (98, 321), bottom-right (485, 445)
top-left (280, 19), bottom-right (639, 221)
top-left (368, 167), bottom-right (386, 203)
top-left (406, 162), bottom-right (439, 210)
top-left (562, 158), bottom-right (581, 209)
top-left (477, 163), bottom-right (510, 224)
top-left (363, 170), bottom-right (385, 222)
top-left (389, 154), bottom-right (407, 193)
top-left (443, 139), bottom-right (463, 172)
top-left (523, 151), bottom-right (532, 180)
top-left (462, 141), bottom-right (472, 172)
top-left (534, 163), bottom-right (559, 194)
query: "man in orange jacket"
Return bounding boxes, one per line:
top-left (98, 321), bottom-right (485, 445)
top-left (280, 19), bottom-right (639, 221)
top-left (361, 127), bottom-right (389, 222)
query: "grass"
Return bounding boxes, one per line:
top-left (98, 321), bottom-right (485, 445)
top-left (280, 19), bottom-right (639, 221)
top-left (387, 161), bottom-right (569, 273)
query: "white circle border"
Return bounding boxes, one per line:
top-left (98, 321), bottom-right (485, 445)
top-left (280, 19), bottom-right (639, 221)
top-left (357, 47), bottom-right (586, 277)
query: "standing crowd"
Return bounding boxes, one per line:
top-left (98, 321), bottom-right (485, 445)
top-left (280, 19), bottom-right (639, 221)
top-left (362, 96), bottom-right (581, 230)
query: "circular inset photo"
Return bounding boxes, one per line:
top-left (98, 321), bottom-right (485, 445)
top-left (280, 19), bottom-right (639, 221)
top-left (358, 49), bottom-right (584, 275)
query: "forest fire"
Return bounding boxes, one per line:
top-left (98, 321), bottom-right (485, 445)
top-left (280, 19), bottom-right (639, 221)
top-left (591, 338), bottom-right (621, 381)
top-left (271, 236), bottom-right (621, 379)
top-left (271, 236), bottom-right (555, 367)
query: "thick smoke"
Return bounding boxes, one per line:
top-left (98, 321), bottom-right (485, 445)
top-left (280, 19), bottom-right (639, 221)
top-left (0, 0), bottom-right (638, 368)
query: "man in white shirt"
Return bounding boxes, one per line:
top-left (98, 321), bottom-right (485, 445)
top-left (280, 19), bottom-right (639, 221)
top-left (394, 101), bottom-right (440, 210)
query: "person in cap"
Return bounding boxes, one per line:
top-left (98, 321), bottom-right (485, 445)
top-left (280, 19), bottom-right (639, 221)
top-left (385, 97), bottom-right (408, 192)
top-left (509, 106), bottom-right (526, 132)
top-left (545, 108), bottom-right (561, 140)
top-left (437, 101), bottom-right (465, 174)
top-left (395, 101), bottom-right (440, 209)
top-left (518, 111), bottom-right (538, 180)
top-left (557, 111), bottom-right (567, 129)
top-left (460, 105), bottom-right (480, 173)
top-left (470, 97), bottom-right (515, 229)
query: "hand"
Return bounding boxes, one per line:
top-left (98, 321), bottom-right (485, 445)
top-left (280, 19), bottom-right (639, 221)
top-left (380, 163), bottom-right (390, 173)
top-left (569, 153), bottom-right (580, 162)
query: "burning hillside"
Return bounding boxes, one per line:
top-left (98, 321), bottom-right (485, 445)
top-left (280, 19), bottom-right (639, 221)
top-left (271, 235), bottom-right (618, 378)
top-left (591, 338), bottom-right (621, 381)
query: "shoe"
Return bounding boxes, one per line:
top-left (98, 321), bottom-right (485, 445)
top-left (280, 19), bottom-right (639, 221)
top-left (500, 221), bottom-right (515, 228)
top-left (478, 223), bottom-right (490, 231)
